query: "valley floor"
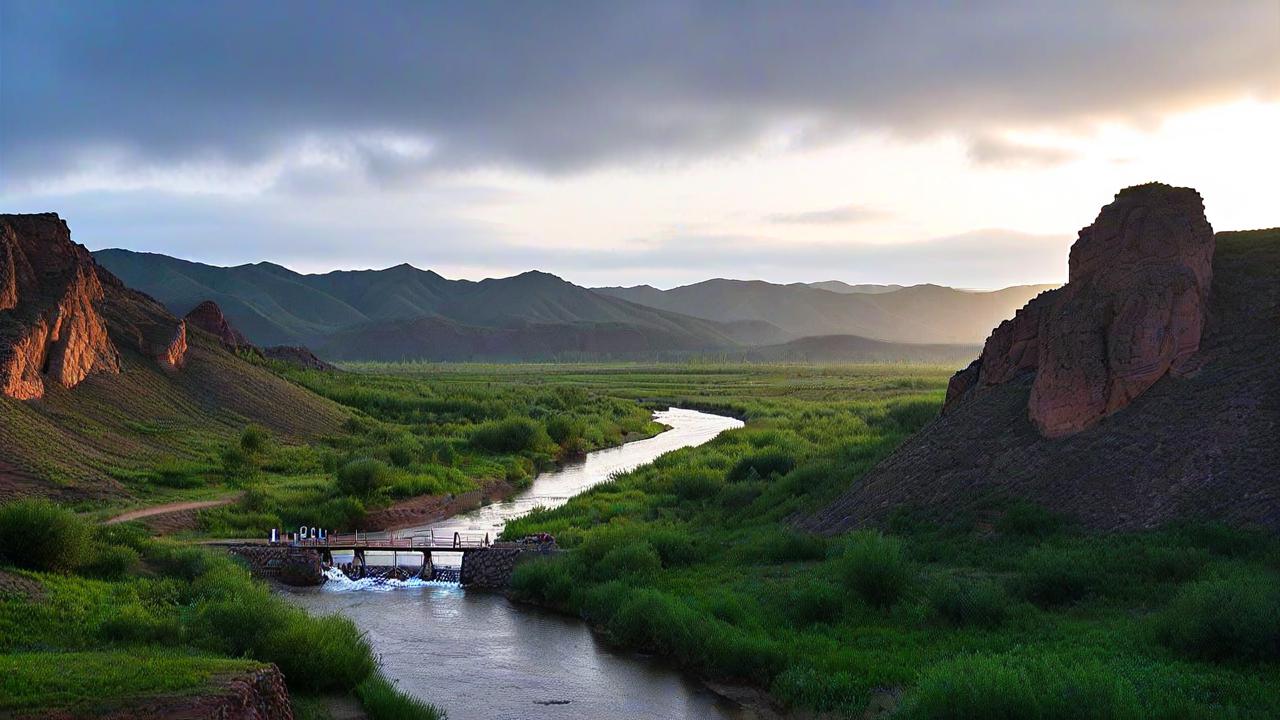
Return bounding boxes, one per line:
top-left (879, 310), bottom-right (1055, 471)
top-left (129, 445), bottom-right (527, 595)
top-left (2, 362), bottom-right (1277, 718)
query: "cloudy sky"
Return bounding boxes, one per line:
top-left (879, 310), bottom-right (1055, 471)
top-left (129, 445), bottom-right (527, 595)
top-left (3, 1), bottom-right (1278, 288)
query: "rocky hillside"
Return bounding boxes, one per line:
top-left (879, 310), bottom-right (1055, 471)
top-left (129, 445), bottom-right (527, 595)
top-left (0, 214), bottom-right (347, 502)
top-left (806, 185), bottom-right (1279, 532)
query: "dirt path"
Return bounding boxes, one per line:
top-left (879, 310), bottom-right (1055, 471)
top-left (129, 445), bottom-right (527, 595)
top-left (104, 496), bottom-right (238, 525)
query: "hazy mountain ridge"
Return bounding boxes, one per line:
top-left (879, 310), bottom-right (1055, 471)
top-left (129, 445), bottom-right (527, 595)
top-left (597, 279), bottom-right (1058, 344)
top-left (93, 251), bottom-right (795, 359)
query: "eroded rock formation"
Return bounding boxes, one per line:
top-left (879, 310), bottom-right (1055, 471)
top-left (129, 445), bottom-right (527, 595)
top-left (185, 300), bottom-right (254, 352)
top-left (262, 345), bottom-right (336, 371)
top-left (944, 183), bottom-right (1215, 437)
top-left (0, 214), bottom-right (121, 399)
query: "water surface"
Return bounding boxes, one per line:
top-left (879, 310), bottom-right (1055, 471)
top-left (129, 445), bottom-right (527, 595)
top-left (286, 408), bottom-right (746, 720)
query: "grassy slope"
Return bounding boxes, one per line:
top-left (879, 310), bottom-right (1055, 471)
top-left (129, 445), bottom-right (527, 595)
top-left (476, 364), bottom-right (1280, 718)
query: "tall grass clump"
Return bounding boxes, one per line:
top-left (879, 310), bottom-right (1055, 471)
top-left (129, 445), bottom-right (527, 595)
top-left (1154, 573), bottom-right (1280, 662)
top-left (926, 575), bottom-right (1009, 628)
top-left (336, 458), bottom-right (392, 497)
top-left (470, 418), bottom-right (547, 454)
top-left (836, 531), bottom-right (912, 608)
top-left (0, 499), bottom-right (92, 572)
top-left (509, 557), bottom-right (576, 606)
top-left (726, 450), bottom-right (796, 482)
top-left (1016, 546), bottom-right (1099, 606)
top-left (356, 673), bottom-right (446, 720)
top-left (896, 654), bottom-right (1141, 720)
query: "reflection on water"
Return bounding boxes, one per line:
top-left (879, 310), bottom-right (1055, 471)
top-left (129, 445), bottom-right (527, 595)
top-left (284, 408), bottom-right (746, 720)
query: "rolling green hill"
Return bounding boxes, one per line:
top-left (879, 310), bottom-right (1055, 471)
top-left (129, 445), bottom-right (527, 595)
top-left (93, 251), bottom-right (790, 359)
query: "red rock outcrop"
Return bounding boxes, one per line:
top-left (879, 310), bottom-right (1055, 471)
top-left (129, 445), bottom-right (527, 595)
top-left (0, 214), bottom-right (121, 399)
top-left (262, 345), bottom-right (336, 371)
top-left (185, 300), bottom-right (254, 352)
top-left (944, 183), bottom-right (1215, 437)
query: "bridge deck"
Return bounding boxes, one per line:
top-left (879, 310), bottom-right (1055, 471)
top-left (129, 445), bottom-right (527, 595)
top-left (285, 530), bottom-right (497, 553)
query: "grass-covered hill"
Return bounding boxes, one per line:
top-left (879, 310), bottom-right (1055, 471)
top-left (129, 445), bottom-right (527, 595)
top-left (93, 250), bottom-right (792, 358)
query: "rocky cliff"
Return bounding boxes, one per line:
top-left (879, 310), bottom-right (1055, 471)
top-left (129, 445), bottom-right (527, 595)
top-left (0, 214), bottom-right (122, 399)
top-left (945, 183), bottom-right (1215, 437)
top-left (186, 300), bottom-right (255, 352)
top-left (807, 189), bottom-right (1279, 533)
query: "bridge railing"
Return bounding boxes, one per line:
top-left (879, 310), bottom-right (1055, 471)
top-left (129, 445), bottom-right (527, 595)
top-left (312, 529), bottom-right (492, 549)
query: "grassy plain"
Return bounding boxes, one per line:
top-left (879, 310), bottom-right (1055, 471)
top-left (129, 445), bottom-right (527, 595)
top-left (4, 362), bottom-right (1277, 718)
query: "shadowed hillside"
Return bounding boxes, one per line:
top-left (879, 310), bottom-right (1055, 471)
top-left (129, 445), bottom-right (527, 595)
top-left (806, 209), bottom-right (1280, 532)
top-left (597, 279), bottom-right (1056, 344)
top-left (93, 251), bottom-right (790, 358)
top-left (0, 216), bottom-right (347, 503)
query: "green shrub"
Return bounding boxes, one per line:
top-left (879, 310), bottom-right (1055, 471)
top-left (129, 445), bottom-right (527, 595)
top-left (98, 603), bottom-right (181, 644)
top-left (897, 654), bottom-right (1141, 719)
top-left (265, 613), bottom-right (376, 693)
top-left (645, 527), bottom-right (699, 567)
top-left (240, 424), bottom-right (272, 454)
top-left (755, 529), bottom-right (827, 562)
top-left (509, 558), bottom-right (576, 606)
top-left (80, 545), bottom-right (141, 580)
top-left (996, 502), bottom-right (1064, 538)
top-left (143, 543), bottom-right (214, 581)
top-left (545, 415), bottom-right (585, 446)
top-left (926, 575), bottom-right (1009, 628)
top-left (356, 673), bottom-right (446, 720)
top-left (0, 499), bottom-right (92, 572)
top-left (727, 451), bottom-right (796, 482)
top-left (1016, 546), bottom-right (1097, 606)
top-left (837, 531), bottom-right (912, 608)
top-left (385, 436), bottom-right (422, 468)
top-left (670, 468), bottom-right (723, 500)
top-left (150, 458), bottom-right (208, 488)
top-left (336, 458), bottom-right (392, 497)
top-left (1155, 574), bottom-right (1280, 662)
top-left (605, 589), bottom-right (703, 657)
top-left (470, 418), bottom-right (548, 454)
top-left (592, 543), bottom-right (662, 582)
top-left (782, 579), bottom-right (844, 627)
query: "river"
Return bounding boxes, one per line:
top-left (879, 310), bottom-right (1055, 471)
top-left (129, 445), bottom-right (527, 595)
top-left (284, 408), bottom-right (746, 720)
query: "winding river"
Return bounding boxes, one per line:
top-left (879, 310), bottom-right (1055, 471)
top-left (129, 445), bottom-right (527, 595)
top-left (284, 408), bottom-right (745, 720)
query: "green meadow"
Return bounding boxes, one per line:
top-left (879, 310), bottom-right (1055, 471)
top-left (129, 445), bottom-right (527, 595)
top-left (3, 362), bottom-right (1277, 717)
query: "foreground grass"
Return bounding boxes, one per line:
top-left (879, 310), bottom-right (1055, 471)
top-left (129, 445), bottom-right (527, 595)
top-left (0, 505), bottom-right (442, 718)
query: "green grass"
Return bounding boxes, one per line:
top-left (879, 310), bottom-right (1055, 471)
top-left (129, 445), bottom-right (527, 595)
top-left (0, 650), bottom-right (261, 710)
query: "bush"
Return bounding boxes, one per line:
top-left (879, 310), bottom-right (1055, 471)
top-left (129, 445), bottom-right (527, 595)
top-left (756, 529), bottom-right (827, 562)
top-left (80, 545), bottom-right (141, 580)
top-left (605, 589), bottom-right (703, 657)
top-left (837, 531), bottom-right (912, 608)
top-left (356, 673), bottom-right (446, 720)
top-left (144, 543), bottom-right (214, 581)
top-left (1155, 574), bottom-right (1280, 662)
top-left (782, 579), bottom-right (844, 627)
top-left (470, 418), bottom-right (548, 454)
top-left (0, 499), bottom-right (92, 572)
top-left (97, 603), bottom-right (182, 644)
top-left (727, 451), bottom-right (796, 482)
top-left (897, 654), bottom-right (1141, 720)
top-left (239, 424), bottom-right (271, 454)
top-left (592, 543), bottom-right (662, 582)
top-left (996, 502), bottom-right (1064, 538)
top-left (1016, 546), bottom-right (1097, 606)
top-left (336, 458), bottom-right (392, 497)
top-left (509, 558), bottom-right (576, 606)
top-left (545, 415), bottom-right (585, 446)
top-left (926, 575), bottom-right (1009, 628)
top-left (670, 468), bottom-right (723, 501)
top-left (265, 613), bottom-right (376, 693)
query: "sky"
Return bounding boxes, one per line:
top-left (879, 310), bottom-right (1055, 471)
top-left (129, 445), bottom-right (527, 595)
top-left (2, 1), bottom-right (1278, 289)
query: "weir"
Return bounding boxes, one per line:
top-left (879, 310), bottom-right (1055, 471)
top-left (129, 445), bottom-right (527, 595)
top-left (228, 529), bottom-right (557, 587)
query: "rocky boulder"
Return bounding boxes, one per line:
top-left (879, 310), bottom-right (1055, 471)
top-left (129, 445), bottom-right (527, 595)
top-left (262, 345), bottom-right (336, 371)
top-left (0, 214), bottom-right (121, 400)
top-left (185, 300), bottom-right (254, 352)
top-left (945, 183), bottom-right (1215, 437)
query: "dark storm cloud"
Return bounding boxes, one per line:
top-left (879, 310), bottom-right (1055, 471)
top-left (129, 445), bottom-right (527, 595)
top-left (2, 0), bottom-right (1277, 187)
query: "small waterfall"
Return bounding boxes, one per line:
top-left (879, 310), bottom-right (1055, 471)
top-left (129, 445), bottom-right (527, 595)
top-left (321, 565), bottom-right (458, 592)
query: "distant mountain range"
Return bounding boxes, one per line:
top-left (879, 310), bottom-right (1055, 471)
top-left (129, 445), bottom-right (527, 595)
top-left (595, 279), bottom-right (1055, 345)
top-left (93, 249), bottom-right (1047, 362)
